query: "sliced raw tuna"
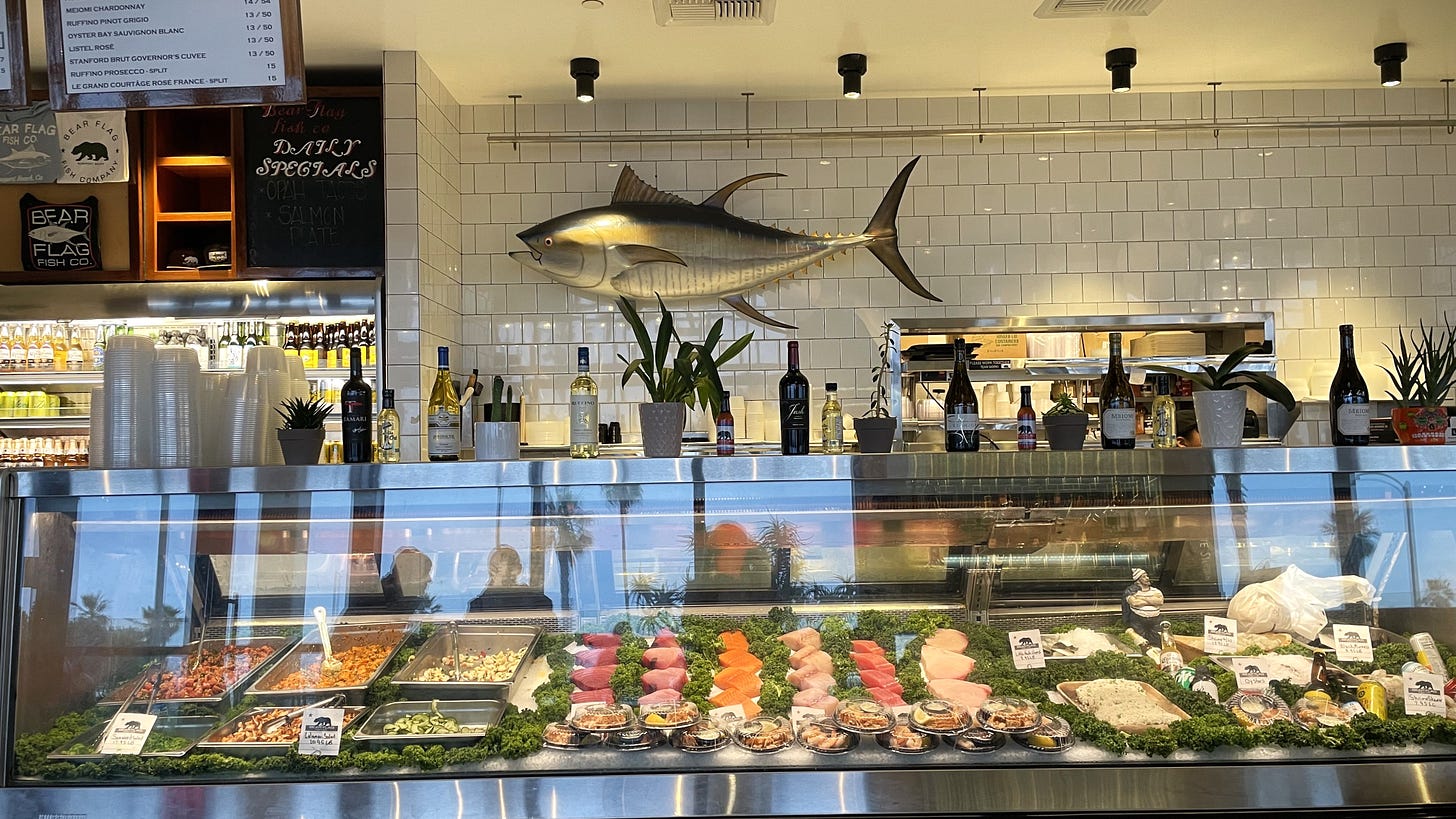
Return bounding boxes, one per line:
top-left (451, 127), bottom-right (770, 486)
top-left (719, 631), bottom-right (749, 652)
top-left (786, 667), bottom-right (836, 690)
top-left (636, 688), bottom-right (684, 706)
top-left (641, 667), bottom-right (688, 693)
top-left (921, 645), bottom-right (976, 680)
top-left (793, 688), bottom-right (841, 714)
top-left (860, 668), bottom-right (898, 690)
top-left (927, 679), bottom-right (994, 710)
top-left (575, 647), bottom-right (618, 667)
top-left (778, 627), bottom-right (822, 651)
top-left (925, 628), bottom-right (969, 653)
top-left (581, 633), bottom-right (622, 648)
top-left (850, 639), bottom-right (886, 655)
top-left (570, 664), bottom-right (617, 690)
top-left (642, 647), bottom-right (686, 669)
top-left (718, 650), bottom-right (762, 673)
top-left (867, 686), bottom-right (907, 707)
top-left (570, 688), bottom-right (615, 704)
top-left (851, 652), bottom-right (895, 673)
top-left (652, 629), bottom-right (680, 649)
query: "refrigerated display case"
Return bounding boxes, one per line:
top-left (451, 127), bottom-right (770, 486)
top-left (1, 449), bottom-right (1454, 817)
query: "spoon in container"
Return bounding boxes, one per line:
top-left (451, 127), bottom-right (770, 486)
top-left (313, 606), bottom-right (343, 675)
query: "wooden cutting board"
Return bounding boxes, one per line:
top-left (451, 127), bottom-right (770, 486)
top-left (1056, 680), bottom-right (1191, 734)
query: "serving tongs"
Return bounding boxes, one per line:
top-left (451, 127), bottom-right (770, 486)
top-left (259, 694), bottom-right (345, 737)
top-left (94, 663), bottom-right (163, 754)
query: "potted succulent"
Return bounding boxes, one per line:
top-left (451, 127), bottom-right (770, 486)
top-left (1043, 392), bottom-right (1090, 451)
top-left (1144, 342), bottom-right (1296, 449)
top-left (1381, 319), bottom-right (1455, 446)
top-left (475, 376), bottom-right (521, 460)
top-left (275, 396), bottom-right (332, 465)
top-left (853, 322), bottom-right (898, 453)
top-left (618, 295), bottom-right (753, 458)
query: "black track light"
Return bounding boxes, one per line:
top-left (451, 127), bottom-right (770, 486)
top-left (1374, 42), bottom-right (1407, 87)
top-left (838, 53), bottom-right (867, 99)
top-left (1106, 48), bottom-right (1137, 93)
top-left (570, 57), bottom-right (599, 102)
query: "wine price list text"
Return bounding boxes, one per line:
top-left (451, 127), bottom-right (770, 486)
top-left (0, 6), bottom-right (12, 92)
top-left (60, 0), bottom-right (284, 95)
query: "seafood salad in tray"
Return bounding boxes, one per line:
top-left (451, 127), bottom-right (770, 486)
top-left (196, 706), bottom-right (366, 757)
top-left (392, 624), bottom-right (540, 698)
top-left (247, 623), bottom-right (411, 703)
top-left (101, 636), bottom-right (295, 705)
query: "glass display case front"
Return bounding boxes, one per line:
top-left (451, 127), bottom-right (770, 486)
top-left (2, 450), bottom-right (1455, 817)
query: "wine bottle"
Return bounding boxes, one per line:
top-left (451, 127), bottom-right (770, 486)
top-left (1157, 620), bottom-right (1185, 674)
top-left (716, 390), bottom-right (735, 456)
top-left (378, 388), bottom-right (401, 463)
top-left (340, 347), bottom-right (373, 464)
top-left (945, 338), bottom-right (980, 452)
top-left (1151, 374), bottom-right (1177, 449)
top-left (1329, 324), bottom-right (1370, 446)
top-left (822, 382), bottom-right (844, 454)
top-left (1017, 385), bottom-right (1036, 450)
top-left (569, 346), bottom-right (599, 458)
top-left (1100, 332), bottom-right (1137, 449)
top-left (427, 346), bottom-right (462, 461)
top-left (779, 341), bottom-right (810, 455)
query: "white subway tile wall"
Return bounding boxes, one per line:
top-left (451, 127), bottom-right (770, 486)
top-left (385, 55), bottom-right (1456, 443)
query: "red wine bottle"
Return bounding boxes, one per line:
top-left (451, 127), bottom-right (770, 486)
top-left (779, 341), bottom-right (810, 455)
top-left (1100, 332), bottom-right (1137, 449)
top-left (340, 346), bottom-right (373, 463)
top-left (945, 338), bottom-right (980, 452)
top-left (1329, 324), bottom-right (1370, 445)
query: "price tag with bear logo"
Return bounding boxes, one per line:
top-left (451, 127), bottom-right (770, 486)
top-left (1403, 670), bottom-right (1446, 716)
top-left (1009, 629), bottom-right (1046, 670)
top-left (97, 712), bottom-right (157, 755)
top-left (1204, 615), bottom-right (1238, 655)
top-left (298, 707), bottom-right (345, 756)
top-left (1333, 624), bottom-right (1374, 663)
top-left (1234, 657), bottom-right (1272, 693)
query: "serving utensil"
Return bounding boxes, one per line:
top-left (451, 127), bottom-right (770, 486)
top-left (94, 661), bottom-right (158, 753)
top-left (313, 606), bottom-right (343, 674)
top-left (260, 694), bottom-right (344, 736)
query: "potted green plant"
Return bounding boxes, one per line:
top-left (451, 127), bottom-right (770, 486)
top-left (618, 295), bottom-right (753, 458)
top-left (1042, 392), bottom-right (1090, 451)
top-left (275, 396), bottom-right (332, 465)
top-left (475, 376), bottom-right (521, 460)
top-left (1381, 319), bottom-right (1455, 446)
top-left (1144, 342), bottom-right (1296, 448)
top-left (853, 322), bottom-right (898, 453)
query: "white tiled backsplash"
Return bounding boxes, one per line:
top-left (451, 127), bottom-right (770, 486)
top-left (385, 54), bottom-right (1456, 443)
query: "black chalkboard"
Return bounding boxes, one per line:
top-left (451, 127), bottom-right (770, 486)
top-left (242, 95), bottom-right (384, 269)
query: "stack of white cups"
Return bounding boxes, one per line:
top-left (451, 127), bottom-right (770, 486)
top-left (197, 372), bottom-right (230, 466)
top-left (154, 348), bottom-right (201, 467)
top-left (102, 334), bottom-right (156, 468)
top-left (88, 387), bottom-right (106, 468)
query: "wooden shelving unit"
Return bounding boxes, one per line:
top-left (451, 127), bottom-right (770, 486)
top-left (143, 108), bottom-right (238, 280)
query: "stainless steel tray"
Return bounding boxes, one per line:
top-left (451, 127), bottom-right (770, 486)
top-left (47, 715), bottom-right (219, 761)
top-left (245, 623), bottom-right (413, 705)
top-left (194, 706), bottom-right (367, 758)
top-left (392, 624), bottom-right (540, 700)
top-left (351, 700), bottom-right (504, 749)
top-left (99, 635), bottom-right (298, 707)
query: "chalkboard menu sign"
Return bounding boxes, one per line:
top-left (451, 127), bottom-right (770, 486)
top-left (243, 96), bottom-right (384, 270)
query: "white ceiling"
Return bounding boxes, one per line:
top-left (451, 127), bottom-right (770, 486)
top-left (26, 1), bottom-right (1456, 105)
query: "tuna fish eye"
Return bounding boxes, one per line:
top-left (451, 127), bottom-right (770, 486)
top-left (543, 237), bottom-right (553, 247)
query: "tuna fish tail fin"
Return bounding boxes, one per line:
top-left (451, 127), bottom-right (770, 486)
top-left (863, 156), bottom-right (940, 302)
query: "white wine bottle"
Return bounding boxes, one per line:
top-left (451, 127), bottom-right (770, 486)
top-left (427, 346), bottom-right (462, 461)
top-left (569, 346), bottom-right (599, 458)
top-left (378, 388), bottom-right (401, 463)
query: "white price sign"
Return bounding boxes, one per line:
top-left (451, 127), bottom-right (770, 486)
top-left (1203, 616), bottom-right (1238, 655)
top-left (297, 707), bottom-right (345, 757)
top-left (1332, 624), bottom-right (1374, 664)
top-left (1233, 657), bottom-right (1273, 693)
top-left (1009, 629), bottom-right (1046, 670)
top-left (59, 0), bottom-right (286, 95)
top-left (1403, 670), bottom-right (1446, 717)
top-left (97, 712), bottom-right (157, 756)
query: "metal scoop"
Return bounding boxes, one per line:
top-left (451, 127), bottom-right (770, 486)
top-left (313, 606), bottom-right (343, 675)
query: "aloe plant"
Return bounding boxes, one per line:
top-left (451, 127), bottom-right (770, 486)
top-left (1380, 319), bottom-right (1456, 409)
top-left (275, 396), bottom-right (333, 429)
top-left (616, 295), bottom-right (753, 410)
top-left (488, 375), bottom-right (519, 422)
top-left (1043, 393), bottom-right (1086, 418)
top-left (1142, 342), bottom-right (1296, 412)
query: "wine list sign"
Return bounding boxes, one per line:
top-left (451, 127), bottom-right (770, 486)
top-left (242, 96), bottom-right (384, 269)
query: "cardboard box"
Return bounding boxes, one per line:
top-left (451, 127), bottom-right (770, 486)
top-left (965, 333), bottom-right (1027, 359)
top-left (1081, 331), bottom-right (1146, 358)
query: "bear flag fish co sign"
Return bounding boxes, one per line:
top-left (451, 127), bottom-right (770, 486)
top-left (56, 110), bottom-right (129, 184)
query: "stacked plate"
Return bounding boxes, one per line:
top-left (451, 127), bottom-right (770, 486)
top-left (102, 334), bottom-right (156, 467)
top-left (88, 387), bottom-right (106, 468)
top-left (154, 348), bottom-right (201, 467)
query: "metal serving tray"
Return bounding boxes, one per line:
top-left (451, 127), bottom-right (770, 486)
top-left (99, 635), bottom-right (298, 707)
top-left (392, 624), bottom-right (541, 701)
top-left (351, 699), bottom-right (504, 749)
top-left (245, 623), bottom-right (413, 705)
top-left (47, 715), bottom-right (219, 762)
top-left (194, 706), bottom-right (367, 758)
top-left (1040, 629), bottom-right (1140, 661)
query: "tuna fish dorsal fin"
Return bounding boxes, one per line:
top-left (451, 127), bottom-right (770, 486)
top-left (700, 172), bottom-right (785, 209)
top-left (612, 166), bottom-right (692, 206)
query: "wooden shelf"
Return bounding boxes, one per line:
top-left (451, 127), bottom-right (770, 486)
top-left (155, 212), bottom-right (233, 223)
top-left (156, 156), bottom-right (233, 178)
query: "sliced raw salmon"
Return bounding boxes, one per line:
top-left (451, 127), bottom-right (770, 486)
top-left (718, 649), bottom-right (762, 673)
top-left (713, 666), bottom-right (762, 695)
top-left (920, 645), bottom-right (976, 680)
top-left (708, 686), bottom-right (761, 720)
top-left (719, 631), bottom-right (749, 652)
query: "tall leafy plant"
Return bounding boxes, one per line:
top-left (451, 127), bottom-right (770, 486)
top-left (1143, 342), bottom-right (1296, 412)
top-left (617, 295), bottom-right (753, 410)
top-left (864, 321), bottom-right (894, 418)
top-left (1380, 318), bottom-right (1456, 409)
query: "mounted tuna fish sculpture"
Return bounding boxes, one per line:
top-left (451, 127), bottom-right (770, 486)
top-left (510, 156), bottom-right (939, 329)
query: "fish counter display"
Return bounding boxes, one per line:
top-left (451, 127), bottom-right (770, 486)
top-left (16, 610), bottom-right (1456, 784)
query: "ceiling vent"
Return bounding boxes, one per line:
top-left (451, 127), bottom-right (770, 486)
top-left (653, 0), bottom-right (776, 26)
top-left (1034, 0), bottom-right (1162, 18)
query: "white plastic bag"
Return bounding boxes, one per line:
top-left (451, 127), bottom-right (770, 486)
top-left (1226, 566), bottom-right (1378, 641)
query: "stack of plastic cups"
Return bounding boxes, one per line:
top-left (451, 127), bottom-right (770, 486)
top-left (103, 334), bottom-right (156, 467)
top-left (88, 387), bottom-right (106, 468)
top-left (197, 372), bottom-right (230, 466)
top-left (261, 369), bottom-right (290, 464)
top-left (154, 348), bottom-right (201, 467)
top-left (286, 356), bottom-right (308, 404)
top-left (221, 373), bottom-right (253, 466)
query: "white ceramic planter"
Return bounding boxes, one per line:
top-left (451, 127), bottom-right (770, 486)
top-left (473, 421), bottom-right (520, 461)
top-left (1193, 390), bottom-right (1248, 448)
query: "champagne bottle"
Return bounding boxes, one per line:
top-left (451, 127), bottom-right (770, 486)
top-left (378, 388), bottom-right (401, 463)
top-left (1329, 324), bottom-right (1370, 446)
top-left (427, 346), bottom-right (462, 461)
top-left (1100, 332), bottom-right (1137, 449)
top-left (716, 390), bottom-right (735, 456)
top-left (821, 382), bottom-right (844, 454)
top-left (779, 341), bottom-right (810, 455)
top-left (945, 338), bottom-right (979, 452)
top-left (1016, 385), bottom-right (1036, 450)
top-left (569, 346), bottom-right (599, 458)
top-left (340, 347), bottom-right (373, 463)
top-left (1151, 374), bottom-right (1177, 449)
